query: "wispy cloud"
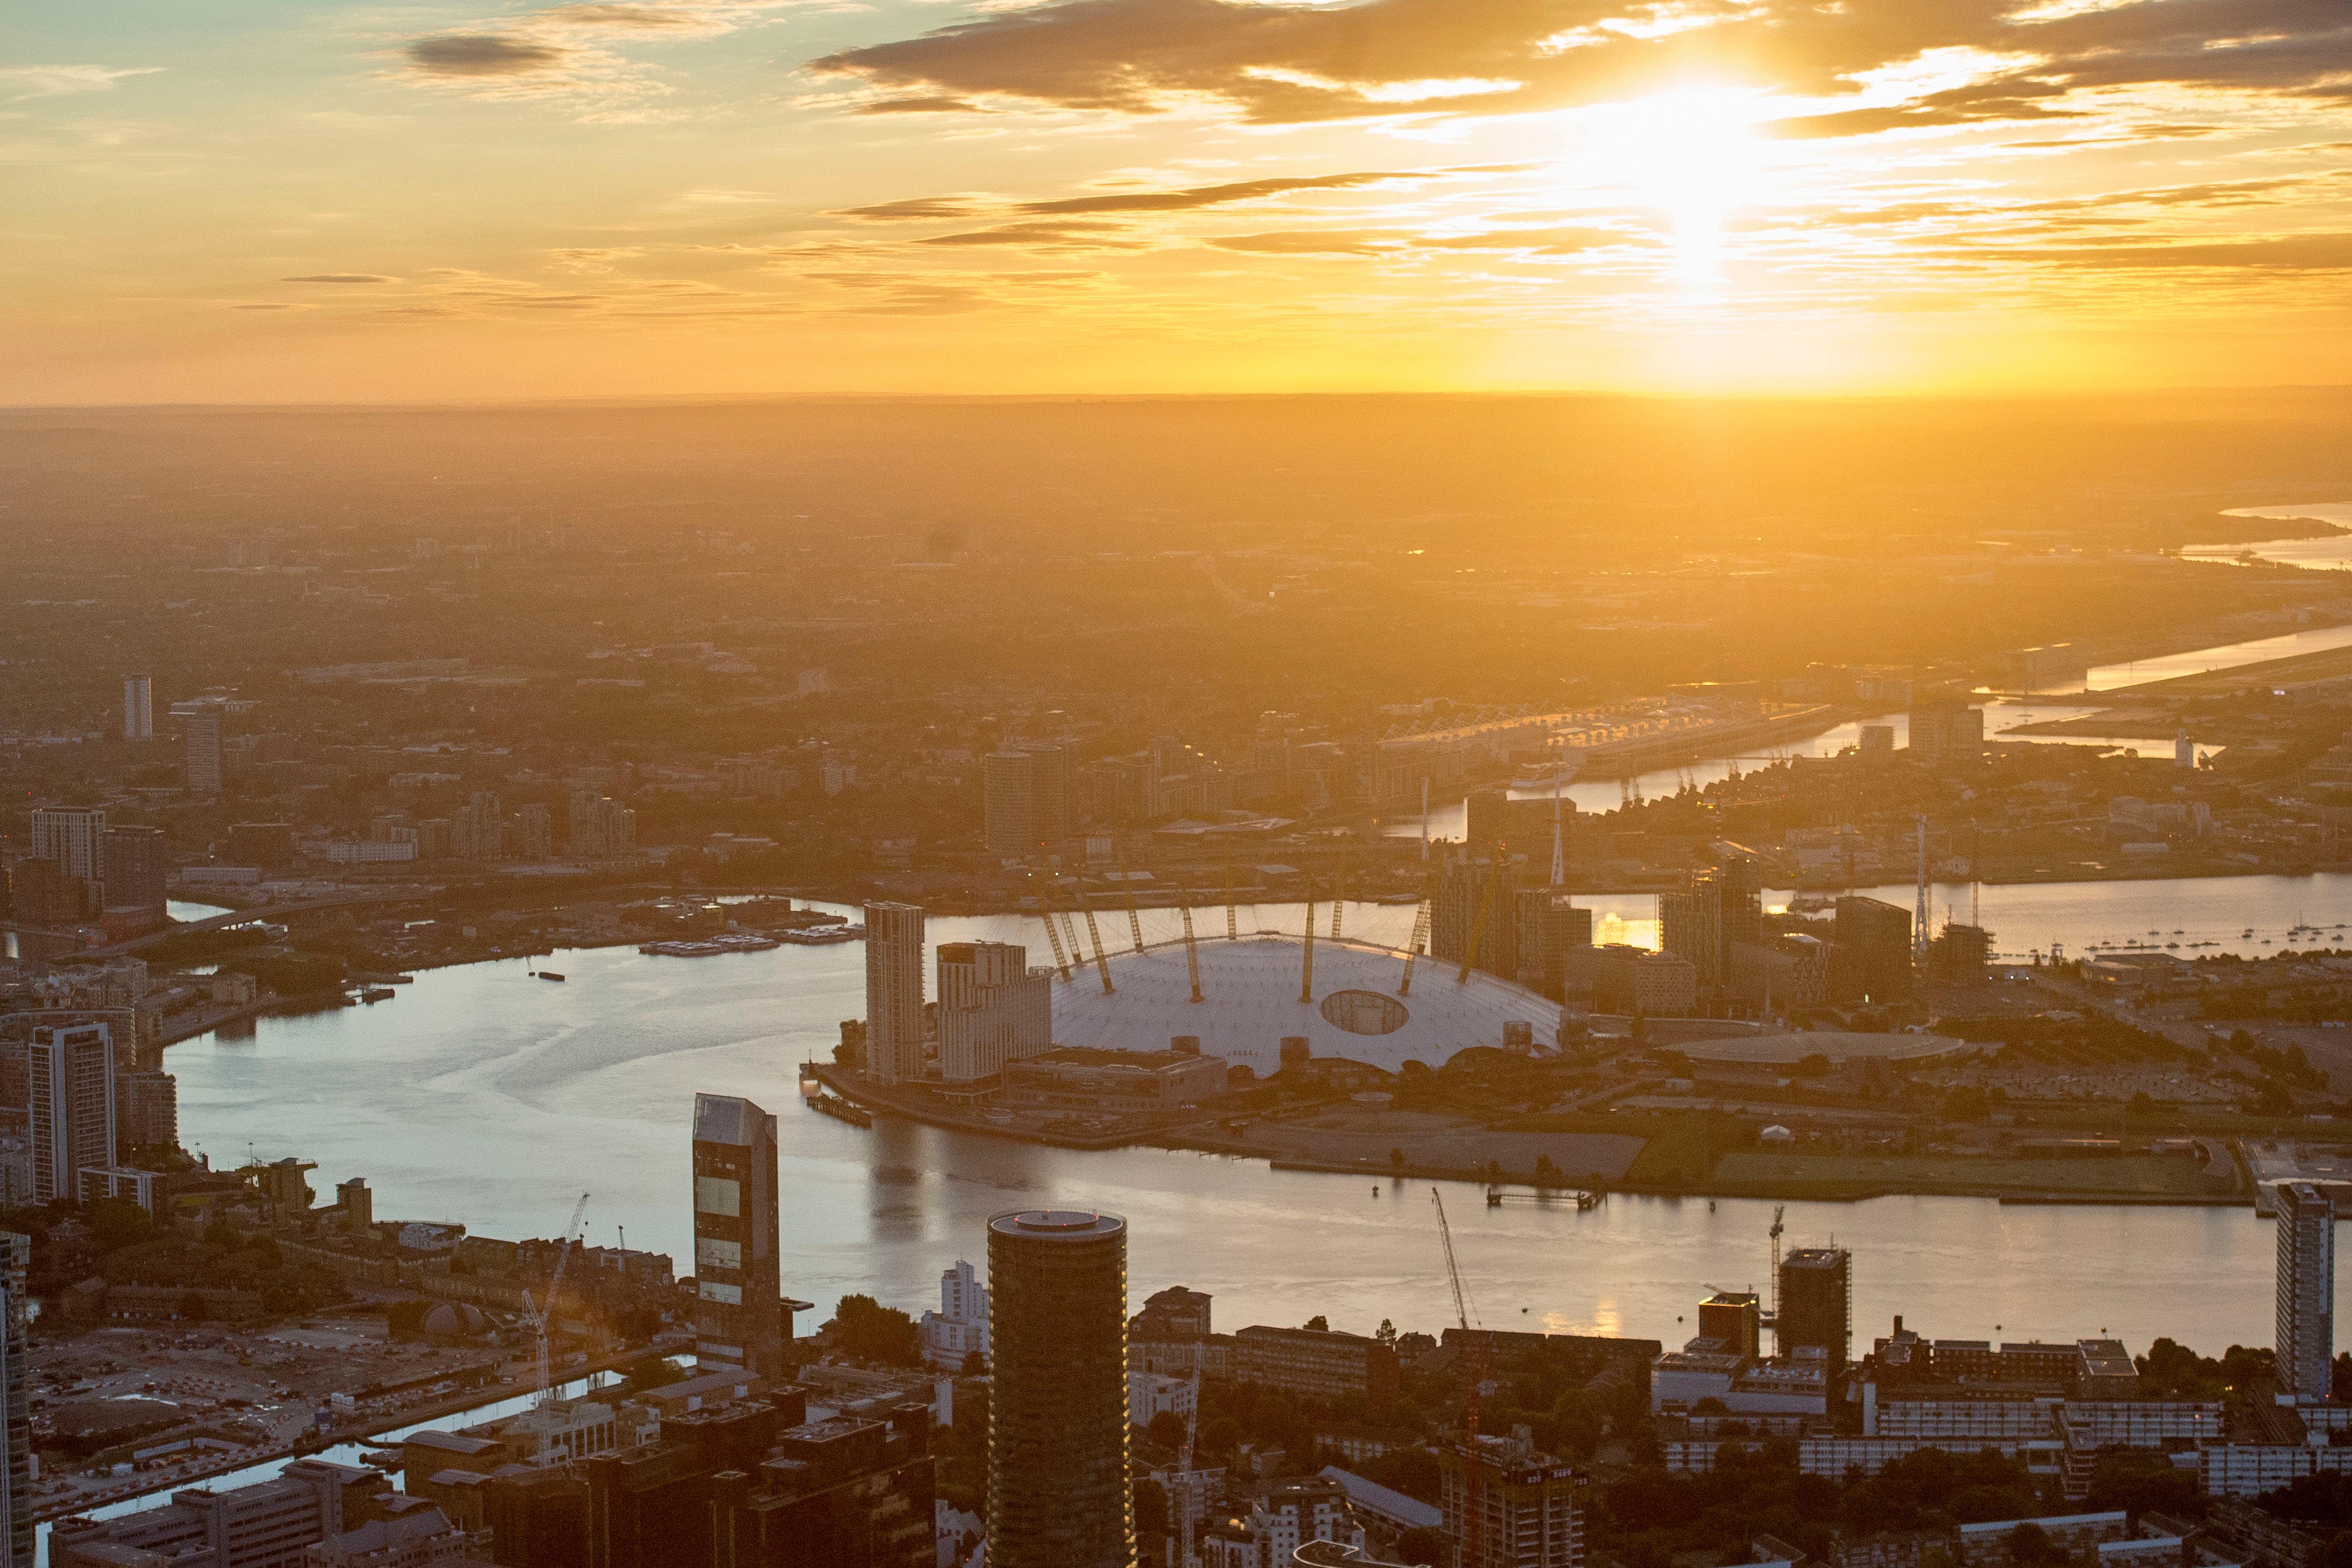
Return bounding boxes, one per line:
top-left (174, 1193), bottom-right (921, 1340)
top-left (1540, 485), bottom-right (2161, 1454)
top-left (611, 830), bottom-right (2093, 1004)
top-left (1, 65), bottom-right (163, 99)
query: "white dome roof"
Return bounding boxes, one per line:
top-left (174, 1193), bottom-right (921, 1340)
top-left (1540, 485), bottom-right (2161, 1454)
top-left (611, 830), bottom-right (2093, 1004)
top-left (1046, 933), bottom-right (1559, 1074)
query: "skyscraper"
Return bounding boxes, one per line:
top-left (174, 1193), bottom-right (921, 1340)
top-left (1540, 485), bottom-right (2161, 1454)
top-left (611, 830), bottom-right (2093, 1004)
top-left (29, 807), bottom-right (105, 880)
top-left (936, 941), bottom-right (1051, 1082)
top-left (29, 1023), bottom-right (115, 1206)
top-left (982, 743), bottom-right (1073, 856)
top-left (1777, 1247), bottom-right (1852, 1369)
top-left (2277, 1181), bottom-right (2334, 1401)
top-left (183, 708), bottom-right (223, 794)
top-left (0, 1230), bottom-right (26, 1568)
top-left (863, 903), bottom-right (925, 1085)
top-left (122, 675), bottom-right (152, 741)
top-left (691, 1093), bottom-right (784, 1382)
top-left (99, 826), bottom-right (168, 924)
top-left (986, 1209), bottom-right (1133, 1568)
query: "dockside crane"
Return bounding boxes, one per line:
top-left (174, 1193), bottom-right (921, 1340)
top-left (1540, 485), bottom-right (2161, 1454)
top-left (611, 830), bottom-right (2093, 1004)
top-left (1433, 1188), bottom-right (1487, 1565)
top-left (522, 1192), bottom-right (590, 1408)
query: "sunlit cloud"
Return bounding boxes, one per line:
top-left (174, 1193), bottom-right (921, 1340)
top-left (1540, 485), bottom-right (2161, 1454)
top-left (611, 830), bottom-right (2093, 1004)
top-left (1, 65), bottom-right (163, 99)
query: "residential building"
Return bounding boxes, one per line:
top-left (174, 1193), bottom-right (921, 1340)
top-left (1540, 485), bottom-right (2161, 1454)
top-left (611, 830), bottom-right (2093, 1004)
top-left (1777, 1248), bottom-right (1852, 1369)
top-left (1, 1232), bottom-right (28, 1568)
top-left (453, 793), bottom-right (504, 862)
top-left (986, 1209), bottom-right (1133, 1568)
top-left (568, 794), bottom-right (638, 860)
top-left (30, 1023), bottom-right (115, 1205)
top-left (692, 1093), bottom-right (785, 1382)
top-left (1440, 1432), bottom-right (1586, 1568)
top-left (1433, 854), bottom-right (1519, 984)
top-left (1699, 1291), bottom-right (1762, 1360)
top-left (52, 1458), bottom-right (387, 1568)
top-left (184, 708), bottom-right (223, 793)
top-left (1233, 1326), bottom-right (1400, 1407)
top-left (123, 675), bottom-right (153, 741)
top-left (1128, 1370), bottom-right (1196, 1429)
top-left (918, 1260), bottom-right (988, 1370)
top-left (511, 805), bottom-right (553, 862)
top-left (863, 903), bottom-right (925, 1085)
top-left (936, 941), bottom-right (1051, 1083)
top-left (983, 746), bottom-right (1074, 857)
top-left (31, 807), bottom-right (107, 880)
top-left (2278, 1181), bottom-right (2334, 1401)
top-left (1203, 1476), bottom-right (1365, 1567)
top-left (714, 1408), bottom-right (936, 1568)
top-left (302, 1507), bottom-right (472, 1567)
top-left (1910, 704), bottom-right (1985, 768)
top-left (100, 827), bottom-right (168, 922)
top-left (1131, 1285), bottom-right (1213, 1344)
top-left (1832, 896), bottom-right (1913, 1002)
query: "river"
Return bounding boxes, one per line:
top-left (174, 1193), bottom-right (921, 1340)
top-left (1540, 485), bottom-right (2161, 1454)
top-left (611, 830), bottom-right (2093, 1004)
top-left (2181, 504), bottom-right (2352, 576)
top-left (158, 879), bottom-right (2352, 1378)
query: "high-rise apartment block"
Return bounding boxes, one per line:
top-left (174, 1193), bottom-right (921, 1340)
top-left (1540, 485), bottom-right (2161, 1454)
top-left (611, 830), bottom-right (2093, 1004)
top-left (454, 792), bottom-right (505, 861)
top-left (986, 1209), bottom-right (1133, 1568)
top-left (184, 708), bottom-right (223, 793)
top-left (0, 1231), bottom-right (26, 1568)
top-left (29, 1023), bottom-right (115, 1206)
top-left (936, 941), bottom-right (1050, 1082)
top-left (512, 803), bottom-right (553, 862)
top-left (1832, 896), bottom-right (1913, 1003)
top-left (569, 792), bottom-right (639, 860)
top-left (982, 744), bottom-right (1072, 857)
top-left (2277, 1181), bottom-right (2334, 1401)
top-left (1440, 1432), bottom-right (1587, 1568)
top-left (693, 1094), bottom-right (785, 1382)
top-left (100, 826), bottom-right (168, 923)
top-left (1433, 853), bottom-right (1520, 982)
top-left (863, 903), bottom-right (925, 1085)
top-left (919, 1259), bottom-right (990, 1369)
top-left (1909, 703), bottom-right (1986, 768)
top-left (123, 675), bottom-right (153, 741)
top-left (1777, 1247), bottom-right (1853, 1369)
top-left (30, 807), bottom-right (106, 880)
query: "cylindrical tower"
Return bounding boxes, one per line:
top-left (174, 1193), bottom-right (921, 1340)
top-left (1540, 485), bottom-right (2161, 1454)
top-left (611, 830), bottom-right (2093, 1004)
top-left (986, 1208), bottom-right (1133, 1568)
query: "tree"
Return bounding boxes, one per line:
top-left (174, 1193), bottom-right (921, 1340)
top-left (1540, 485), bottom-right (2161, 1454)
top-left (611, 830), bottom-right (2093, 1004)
top-left (1304, 1315), bottom-right (1329, 1332)
top-left (961, 1349), bottom-right (987, 1377)
top-left (1376, 1319), bottom-right (1397, 1348)
top-left (1396, 1526), bottom-right (1448, 1565)
top-left (1132, 1476), bottom-right (1169, 1538)
top-left (621, 1355), bottom-right (687, 1395)
top-left (88, 1198), bottom-right (154, 1252)
top-left (1147, 1410), bottom-right (1189, 1451)
top-left (828, 1294), bottom-right (922, 1365)
top-left (2007, 1523), bottom-right (2057, 1565)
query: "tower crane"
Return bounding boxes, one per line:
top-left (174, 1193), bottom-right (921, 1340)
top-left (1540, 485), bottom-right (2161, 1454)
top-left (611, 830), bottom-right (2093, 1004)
top-left (1432, 1188), bottom-right (1486, 1565)
top-left (1767, 1203), bottom-right (1785, 1351)
top-left (521, 1193), bottom-right (590, 1408)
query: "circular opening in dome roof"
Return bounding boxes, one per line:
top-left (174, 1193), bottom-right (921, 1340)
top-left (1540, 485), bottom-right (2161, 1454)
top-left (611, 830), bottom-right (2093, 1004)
top-left (1320, 989), bottom-right (1409, 1036)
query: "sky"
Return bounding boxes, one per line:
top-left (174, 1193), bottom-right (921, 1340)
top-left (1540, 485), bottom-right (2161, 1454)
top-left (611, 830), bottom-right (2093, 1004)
top-left (6, 0), bottom-right (2351, 402)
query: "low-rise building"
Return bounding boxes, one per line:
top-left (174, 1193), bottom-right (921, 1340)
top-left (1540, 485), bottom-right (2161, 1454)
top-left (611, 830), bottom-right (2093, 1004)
top-left (1234, 1326), bottom-right (1400, 1407)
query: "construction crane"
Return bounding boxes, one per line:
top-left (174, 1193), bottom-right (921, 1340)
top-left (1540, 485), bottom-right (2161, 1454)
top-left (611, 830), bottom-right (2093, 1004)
top-left (1432, 1188), bottom-right (1487, 1565)
top-left (1399, 894), bottom-right (1432, 998)
top-left (1767, 1204), bottom-right (1786, 1352)
top-left (1113, 847), bottom-right (1146, 955)
top-left (1031, 869), bottom-right (1072, 983)
top-left (1073, 884), bottom-right (1115, 995)
top-left (1180, 903), bottom-right (1204, 1004)
top-left (1300, 881), bottom-right (1317, 1004)
top-left (1175, 1361), bottom-right (1205, 1568)
top-left (522, 1193), bottom-right (590, 1408)
top-left (1457, 861), bottom-right (1502, 984)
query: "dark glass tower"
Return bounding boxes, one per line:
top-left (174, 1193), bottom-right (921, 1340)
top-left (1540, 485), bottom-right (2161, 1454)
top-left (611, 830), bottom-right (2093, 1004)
top-left (985, 1209), bottom-right (1133, 1568)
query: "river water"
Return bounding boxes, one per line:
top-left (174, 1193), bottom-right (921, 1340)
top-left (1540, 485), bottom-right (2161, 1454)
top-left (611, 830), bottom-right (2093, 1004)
top-left (2181, 504), bottom-right (2352, 576)
top-left (161, 881), bottom-right (2352, 1372)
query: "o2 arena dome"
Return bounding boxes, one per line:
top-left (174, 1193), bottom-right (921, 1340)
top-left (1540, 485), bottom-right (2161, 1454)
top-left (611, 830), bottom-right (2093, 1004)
top-left (1046, 933), bottom-right (1559, 1076)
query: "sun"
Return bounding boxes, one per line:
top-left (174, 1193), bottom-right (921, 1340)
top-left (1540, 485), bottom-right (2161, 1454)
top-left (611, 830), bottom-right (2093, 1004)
top-left (1584, 87), bottom-right (1773, 290)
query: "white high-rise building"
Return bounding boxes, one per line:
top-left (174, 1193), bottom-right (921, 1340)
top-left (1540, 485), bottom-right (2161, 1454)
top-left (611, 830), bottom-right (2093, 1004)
top-left (2278, 1180), bottom-right (2335, 1401)
top-left (920, 1259), bottom-right (990, 1368)
top-left (29, 808), bottom-right (105, 879)
top-left (937, 940), bottom-right (1052, 1082)
top-left (863, 902), bottom-right (926, 1084)
top-left (122, 676), bottom-right (152, 741)
top-left (183, 709), bottom-right (223, 794)
top-left (29, 1023), bottom-right (115, 1206)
